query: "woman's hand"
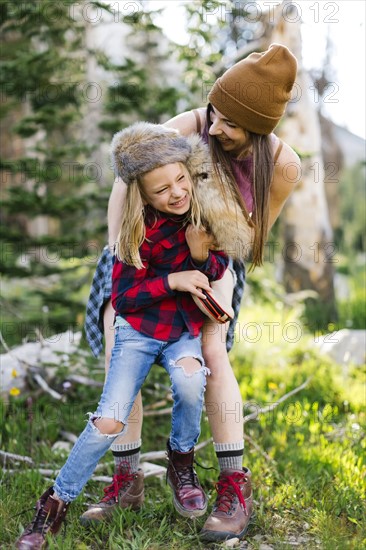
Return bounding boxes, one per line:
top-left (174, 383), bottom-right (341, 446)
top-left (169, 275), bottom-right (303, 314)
top-left (185, 225), bottom-right (216, 263)
top-left (168, 270), bottom-right (211, 298)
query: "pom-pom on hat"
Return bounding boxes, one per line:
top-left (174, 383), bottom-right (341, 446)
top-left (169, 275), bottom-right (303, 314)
top-left (111, 122), bottom-right (193, 184)
top-left (208, 43), bottom-right (297, 135)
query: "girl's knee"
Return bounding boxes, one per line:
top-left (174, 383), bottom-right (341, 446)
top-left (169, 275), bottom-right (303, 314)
top-left (93, 417), bottom-right (124, 435)
top-left (176, 357), bottom-right (202, 376)
top-left (172, 358), bottom-right (207, 400)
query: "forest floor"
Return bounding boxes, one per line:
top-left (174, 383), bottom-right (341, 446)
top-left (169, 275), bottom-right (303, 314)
top-left (1, 286), bottom-right (365, 549)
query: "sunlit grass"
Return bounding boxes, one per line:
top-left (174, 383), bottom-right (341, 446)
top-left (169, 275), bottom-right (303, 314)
top-left (1, 264), bottom-right (365, 549)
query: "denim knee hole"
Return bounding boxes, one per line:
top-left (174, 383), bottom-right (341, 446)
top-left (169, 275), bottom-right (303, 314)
top-left (88, 414), bottom-right (125, 438)
top-left (169, 357), bottom-right (210, 378)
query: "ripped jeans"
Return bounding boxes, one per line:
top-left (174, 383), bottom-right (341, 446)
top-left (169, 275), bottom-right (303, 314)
top-left (53, 317), bottom-right (208, 502)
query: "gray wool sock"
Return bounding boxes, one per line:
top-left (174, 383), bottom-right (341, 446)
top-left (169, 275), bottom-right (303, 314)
top-left (111, 439), bottom-right (142, 473)
top-left (214, 440), bottom-right (244, 472)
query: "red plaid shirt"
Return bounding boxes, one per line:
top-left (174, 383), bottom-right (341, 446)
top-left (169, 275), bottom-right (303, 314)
top-left (112, 207), bottom-right (228, 341)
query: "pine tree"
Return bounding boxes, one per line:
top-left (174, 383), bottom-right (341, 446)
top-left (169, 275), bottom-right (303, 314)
top-left (98, 2), bottom-right (181, 136)
top-left (0, 1), bottom-right (109, 346)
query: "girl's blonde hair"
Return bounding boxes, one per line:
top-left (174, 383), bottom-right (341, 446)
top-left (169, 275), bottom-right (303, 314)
top-left (115, 163), bottom-right (202, 269)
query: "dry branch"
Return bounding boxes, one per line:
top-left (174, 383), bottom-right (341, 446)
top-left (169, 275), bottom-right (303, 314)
top-left (67, 375), bottom-right (103, 387)
top-left (243, 377), bottom-right (312, 423)
top-left (32, 373), bottom-right (63, 401)
top-left (60, 431), bottom-right (78, 444)
top-left (140, 450), bottom-right (166, 461)
top-left (144, 399), bottom-right (168, 411)
top-left (142, 378), bottom-right (311, 422)
top-left (243, 434), bottom-right (274, 463)
top-left (0, 330), bottom-right (11, 353)
top-left (144, 407), bottom-right (172, 417)
top-left (0, 450), bottom-right (34, 465)
top-left (2, 377), bottom-right (310, 481)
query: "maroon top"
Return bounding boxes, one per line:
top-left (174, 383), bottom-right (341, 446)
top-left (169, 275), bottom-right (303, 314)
top-left (201, 124), bottom-right (254, 214)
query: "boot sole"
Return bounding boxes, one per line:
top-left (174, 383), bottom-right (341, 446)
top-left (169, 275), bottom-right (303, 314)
top-left (167, 479), bottom-right (208, 518)
top-left (79, 502), bottom-right (143, 526)
top-left (200, 513), bottom-right (255, 542)
top-left (172, 496), bottom-right (208, 518)
top-left (200, 525), bottom-right (249, 542)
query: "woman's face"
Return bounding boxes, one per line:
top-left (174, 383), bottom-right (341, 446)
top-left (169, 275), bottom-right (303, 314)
top-left (140, 162), bottom-right (192, 216)
top-left (209, 105), bottom-right (249, 156)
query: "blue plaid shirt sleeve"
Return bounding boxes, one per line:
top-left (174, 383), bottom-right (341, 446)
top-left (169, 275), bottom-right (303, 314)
top-left (226, 259), bottom-right (245, 352)
top-left (84, 245), bottom-right (113, 357)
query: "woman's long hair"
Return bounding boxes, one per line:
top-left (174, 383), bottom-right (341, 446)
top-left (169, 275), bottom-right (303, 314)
top-left (115, 164), bottom-right (202, 269)
top-left (206, 103), bottom-right (274, 269)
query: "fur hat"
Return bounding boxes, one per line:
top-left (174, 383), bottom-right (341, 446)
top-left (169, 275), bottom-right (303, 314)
top-left (111, 122), bottom-right (253, 259)
top-left (208, 43), bottom-right (297, 134)
top-left (111, 122), bottom-right (192, 184)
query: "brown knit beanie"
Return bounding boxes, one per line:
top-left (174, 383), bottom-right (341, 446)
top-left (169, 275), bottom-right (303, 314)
top-left (208, 43), bottom-right (297, 135)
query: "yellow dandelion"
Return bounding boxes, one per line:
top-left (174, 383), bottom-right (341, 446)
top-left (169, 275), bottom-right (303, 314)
top-left (12, 368), bottom-right (18, 378)
top-left (9, 387), bottom-right (21, 396)
top-left (268, 382), bottom-right (278, 390)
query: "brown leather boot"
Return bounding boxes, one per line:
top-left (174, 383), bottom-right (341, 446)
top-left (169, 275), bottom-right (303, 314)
top-left (200, 468), bottom-right (253, 542)
top-left (166, 441), bottom-right (207, 518)
top-left (79, 463), bottom-right (144, 525)
top-left (16, 487), bottom-right (69, 550)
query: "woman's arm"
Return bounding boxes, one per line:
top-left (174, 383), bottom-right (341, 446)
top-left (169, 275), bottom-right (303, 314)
top-left (268, 141), bottom-right (301, 230)
top-left (163, 108), bottom-right (205, 136)
top-left (185, 225), bottom-right (229, 281)
top-left (107, 176), bottom-right (127, 251)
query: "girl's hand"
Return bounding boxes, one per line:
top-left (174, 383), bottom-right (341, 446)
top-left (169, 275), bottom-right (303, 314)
top-left (185, 225), bottom-right (216, 263)
top-left (168, 270), bottom-right (212, 298)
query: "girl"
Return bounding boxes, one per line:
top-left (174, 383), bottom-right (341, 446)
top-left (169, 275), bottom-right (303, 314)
top-left (16, 123), bottom-right (230, 549)
top-left (85, 44), bottom-right (301, 542)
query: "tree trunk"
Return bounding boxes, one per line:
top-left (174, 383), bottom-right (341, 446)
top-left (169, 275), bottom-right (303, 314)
top-left (318, 112), bottom-right (343, 232)
top-left (265, 1), bottom-right (337, 323)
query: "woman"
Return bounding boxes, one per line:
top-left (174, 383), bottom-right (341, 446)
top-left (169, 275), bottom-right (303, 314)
top-left (84, 43), bottom-right (300, 542)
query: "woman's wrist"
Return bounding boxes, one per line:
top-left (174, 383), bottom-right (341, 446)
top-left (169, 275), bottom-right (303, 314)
top-left (191, 250), bottom-right (210, 265)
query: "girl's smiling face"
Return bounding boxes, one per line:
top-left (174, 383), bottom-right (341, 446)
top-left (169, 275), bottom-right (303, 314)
top-left (140, 162), bottom-right (192, 215)
top-left (209, 105), bottom-right (249, 156)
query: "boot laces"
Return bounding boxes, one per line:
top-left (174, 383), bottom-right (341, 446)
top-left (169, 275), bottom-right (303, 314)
top-left (175, 465), bottom-right (199, 488)
top-left (214, 472), bottom-right (247, 515)
top-left (25, 503), bottom-right (53, 535)
top-left (101, 461), bottom-right (135, 503)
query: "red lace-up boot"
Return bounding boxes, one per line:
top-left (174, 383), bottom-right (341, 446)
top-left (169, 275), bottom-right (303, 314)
top-left (16, 487), bottom-right (69, 550)
top-left (166, 441), bottom-right (207, 518)
top-left (79, 462), bottom-right (144, 525)
top-left (200, 468), bottom-right (253, 541)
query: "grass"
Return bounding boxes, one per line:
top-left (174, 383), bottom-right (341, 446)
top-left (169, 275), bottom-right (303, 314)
top-left (1, 271), bottom-right (365, 549)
